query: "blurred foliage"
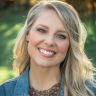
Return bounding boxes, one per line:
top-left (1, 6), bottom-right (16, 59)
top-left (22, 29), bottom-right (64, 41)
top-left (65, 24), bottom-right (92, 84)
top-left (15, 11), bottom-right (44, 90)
top-left (0, 0), bottom-right (96, 83)
top-left (0, 8), bottom-right (28, 83)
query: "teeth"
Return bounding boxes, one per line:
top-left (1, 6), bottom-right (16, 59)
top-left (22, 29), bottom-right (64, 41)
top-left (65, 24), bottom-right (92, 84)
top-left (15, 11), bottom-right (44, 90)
top-left (39, 48), bottom-right (55, 56)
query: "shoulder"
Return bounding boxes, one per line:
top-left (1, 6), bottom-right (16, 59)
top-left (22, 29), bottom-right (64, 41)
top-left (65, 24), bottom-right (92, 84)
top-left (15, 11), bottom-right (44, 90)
top-left (0, 77), bottom-right (18, 96)
top-left (0, 67), bottom-right (29, 96)
top-left (85, 79), bottom-right (96, 96)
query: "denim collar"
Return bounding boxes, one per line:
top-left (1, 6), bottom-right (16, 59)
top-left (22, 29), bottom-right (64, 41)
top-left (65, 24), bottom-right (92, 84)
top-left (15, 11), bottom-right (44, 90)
top-left (14, 67), bottom-right (29, 96)
top-left (14, 67), bottom-right (64, 96)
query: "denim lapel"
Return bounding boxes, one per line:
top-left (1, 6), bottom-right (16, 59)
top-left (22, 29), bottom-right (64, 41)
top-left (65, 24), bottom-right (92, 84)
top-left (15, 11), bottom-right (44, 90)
top-left (60, 84), bottom-right (64, 96)
top-left (59, 75), bottom-right (64, 96)
top-left (14, 67), bottom-right (29, 96)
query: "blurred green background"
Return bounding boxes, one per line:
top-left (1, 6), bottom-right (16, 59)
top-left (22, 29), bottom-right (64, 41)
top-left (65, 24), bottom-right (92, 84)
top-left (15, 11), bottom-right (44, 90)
top-left (0, 0), bottom-right (96, 83)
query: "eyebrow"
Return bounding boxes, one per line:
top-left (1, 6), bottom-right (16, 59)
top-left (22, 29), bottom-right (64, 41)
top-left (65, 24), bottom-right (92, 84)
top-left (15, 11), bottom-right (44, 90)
top-left (37, 24), bottom-right (67, 34)
top-left (37, 24), bottom-right (49, 30)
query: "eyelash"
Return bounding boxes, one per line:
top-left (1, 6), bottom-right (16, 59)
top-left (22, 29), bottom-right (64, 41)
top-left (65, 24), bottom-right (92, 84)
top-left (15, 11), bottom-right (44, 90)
top-left (36, 28), bottom-right (46, 33)
top-left (57, 34), bottom-right (66, 39)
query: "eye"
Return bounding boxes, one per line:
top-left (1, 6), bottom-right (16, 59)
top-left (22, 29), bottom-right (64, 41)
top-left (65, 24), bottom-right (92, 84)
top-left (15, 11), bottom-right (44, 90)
top-left (57, 34), bottom-right (67, 40)
top-left (36, 28), bottom-right (46, 33)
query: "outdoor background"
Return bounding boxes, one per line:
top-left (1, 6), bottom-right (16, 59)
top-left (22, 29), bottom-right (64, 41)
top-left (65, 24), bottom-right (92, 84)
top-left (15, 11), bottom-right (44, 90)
top-left (0, 0), bottom-right (96, 83)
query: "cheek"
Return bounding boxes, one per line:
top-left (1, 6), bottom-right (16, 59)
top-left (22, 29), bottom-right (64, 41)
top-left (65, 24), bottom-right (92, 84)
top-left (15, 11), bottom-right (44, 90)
top-left (58, 41), bottom-right (69, 53)
top-left (28, 32), bottom-right (42, 46)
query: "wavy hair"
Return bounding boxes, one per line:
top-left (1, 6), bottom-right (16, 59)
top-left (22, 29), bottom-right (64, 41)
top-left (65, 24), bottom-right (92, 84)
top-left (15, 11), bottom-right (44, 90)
top-left (13, 1), bottom-right (95, 96)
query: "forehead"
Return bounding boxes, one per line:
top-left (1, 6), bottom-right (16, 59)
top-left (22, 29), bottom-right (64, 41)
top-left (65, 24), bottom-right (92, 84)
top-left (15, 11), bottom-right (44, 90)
top-left (32, 9), bottom-right (65, 30)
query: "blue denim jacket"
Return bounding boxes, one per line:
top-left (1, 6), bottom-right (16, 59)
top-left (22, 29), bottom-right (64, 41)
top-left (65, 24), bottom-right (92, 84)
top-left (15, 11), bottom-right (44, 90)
top-left (0, 67), bottom-right (96, 96)
top-left (0, 68), bottom-right (64, 96)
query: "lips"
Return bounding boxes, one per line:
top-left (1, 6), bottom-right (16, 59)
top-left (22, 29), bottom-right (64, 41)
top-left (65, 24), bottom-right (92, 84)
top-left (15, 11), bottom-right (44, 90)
top-left (38, 48), bottom-right (56, 58)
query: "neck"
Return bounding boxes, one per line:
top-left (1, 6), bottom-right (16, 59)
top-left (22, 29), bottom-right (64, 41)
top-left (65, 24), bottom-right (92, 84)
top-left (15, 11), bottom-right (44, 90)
top-left (29, 64), bottom-right (61, 91)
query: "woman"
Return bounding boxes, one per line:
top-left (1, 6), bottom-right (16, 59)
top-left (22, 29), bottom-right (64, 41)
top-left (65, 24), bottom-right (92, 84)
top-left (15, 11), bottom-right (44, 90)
top-left (0, 0), bottom-right (96, 96)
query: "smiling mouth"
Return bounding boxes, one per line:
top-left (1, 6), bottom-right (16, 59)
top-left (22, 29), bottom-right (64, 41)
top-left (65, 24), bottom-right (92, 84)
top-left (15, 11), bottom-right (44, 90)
top-left (38, 48), bottom-right (56, 58)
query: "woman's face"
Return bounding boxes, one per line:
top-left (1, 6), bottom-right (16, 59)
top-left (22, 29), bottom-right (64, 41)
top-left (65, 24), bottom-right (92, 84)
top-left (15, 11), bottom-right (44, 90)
top-left (26, 9), bottom-right (69, 68)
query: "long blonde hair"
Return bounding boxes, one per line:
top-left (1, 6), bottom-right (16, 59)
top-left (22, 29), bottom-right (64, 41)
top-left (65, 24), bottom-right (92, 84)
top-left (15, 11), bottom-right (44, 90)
top-left (13, 1), bottom-right (95, 96)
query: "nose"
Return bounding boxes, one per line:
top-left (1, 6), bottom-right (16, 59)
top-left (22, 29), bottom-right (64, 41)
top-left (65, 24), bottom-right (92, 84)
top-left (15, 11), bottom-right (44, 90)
top-left (44, 35), bottom-right (55, 47)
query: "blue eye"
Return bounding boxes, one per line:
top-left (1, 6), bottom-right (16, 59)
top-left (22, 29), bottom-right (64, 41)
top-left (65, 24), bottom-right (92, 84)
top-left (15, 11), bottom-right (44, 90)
top-left (57, 34), bottom-right (66, 39)
top-left (36, 28), bottom-right (46, 33)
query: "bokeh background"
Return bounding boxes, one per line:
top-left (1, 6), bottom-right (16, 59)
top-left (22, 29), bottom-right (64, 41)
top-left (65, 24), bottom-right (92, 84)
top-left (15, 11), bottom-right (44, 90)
top-left (0, 0), bottom-right (96, 83)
